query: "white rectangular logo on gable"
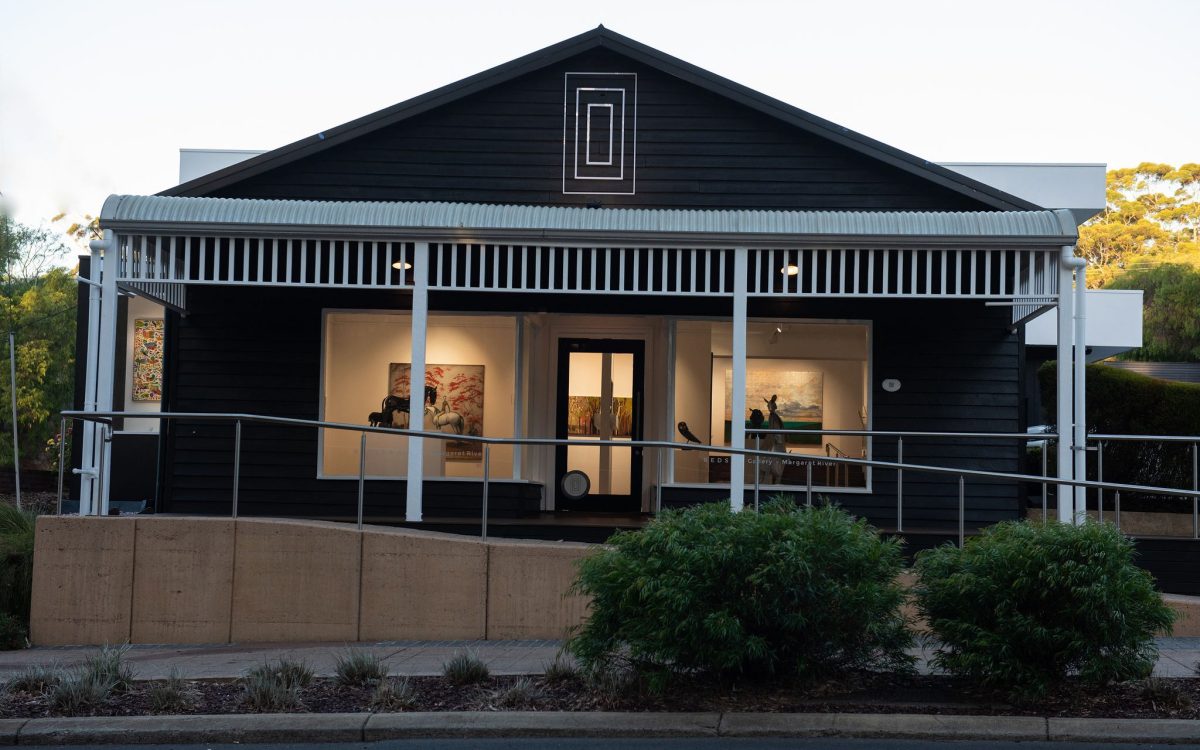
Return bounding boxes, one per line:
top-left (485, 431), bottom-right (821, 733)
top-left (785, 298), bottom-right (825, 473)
top-left (564, 73), bottom-right (636, 195)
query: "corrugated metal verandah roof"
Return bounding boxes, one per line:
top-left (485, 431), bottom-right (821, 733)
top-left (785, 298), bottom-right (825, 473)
top-left (101, 195), bottom-right (1078, 246)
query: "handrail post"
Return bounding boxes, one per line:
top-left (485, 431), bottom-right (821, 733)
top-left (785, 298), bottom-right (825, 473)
top-left (357, 432), bottom-right (367, 530)
top-left (231, 420), bottom-right (241, 519)
top-left (1192, 441), bottom-right (1198, 540)
top-left (805, 461), bottom-right (813, 507)
top-left (753, 434), bottom-right (761, 512)
top-left (1041, 438), bottom-right (1048, 523)
top-left (96, 424), bottom-right (110, 516)
top-left (1115, 489), bottom-right (1121, 532)
top-left (481, 444), bottom-right (490, 541)
top-left (655, 446), bottom-right (663, 515)
top-left (56, 416), bottom-right (67, 515)
top-left (1097, 441), bottom-right (1104, 524)
top-left (958, 475), bottom-right (965, 548)
top-left (896, 436), bottom-right (904, 532)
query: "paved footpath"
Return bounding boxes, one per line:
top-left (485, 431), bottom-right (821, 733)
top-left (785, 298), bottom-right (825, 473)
top-left (0, 637), bottom-right (1197, 681)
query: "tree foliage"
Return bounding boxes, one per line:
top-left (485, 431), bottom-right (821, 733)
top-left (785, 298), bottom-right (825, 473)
top-left (1079, 163), bottom-right (1200, 288)
top-left (0, 215), bottom-right (76, 469)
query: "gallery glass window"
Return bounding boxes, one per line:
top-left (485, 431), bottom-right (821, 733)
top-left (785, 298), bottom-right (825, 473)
top-left (672, 319), bottom-right (870, 490)
top-left (321, 311), bottom-right (516, 479)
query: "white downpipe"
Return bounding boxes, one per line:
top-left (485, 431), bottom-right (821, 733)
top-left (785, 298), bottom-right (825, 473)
top-left (1058, 243), bottom-right (1087, 525)
top-left (729, 248), bottom-right (747, 512)
top-left (94, 230), bottom-right (121, 515)
top-left (1056, 247), bottom-right (1074, 522)
top-left (1071, 257), bottom-right (1088, 524)
top-left (404, 241), bottom-right (429, 523)
top-left (78, 242), bottom-right (104, 514)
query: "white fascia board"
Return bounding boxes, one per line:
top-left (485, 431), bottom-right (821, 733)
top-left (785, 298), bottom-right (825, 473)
top-left (939, 162), bottom-right (1107, 224)
top-left (1026, 289), bottom-right (1143, 361)
top-left (179, 149), bottom-right (267, 184)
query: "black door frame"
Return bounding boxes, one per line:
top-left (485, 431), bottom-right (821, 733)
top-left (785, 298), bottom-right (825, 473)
top-left (554, 338), bottom-right (645, 512)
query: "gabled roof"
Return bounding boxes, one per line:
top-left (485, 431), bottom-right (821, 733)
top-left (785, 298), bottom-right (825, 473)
top-left (163, 26), bottom-right (1039, 212)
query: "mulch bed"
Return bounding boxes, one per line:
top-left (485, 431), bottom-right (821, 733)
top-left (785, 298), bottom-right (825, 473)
top-left (2, 672), bottom-right (1199, 720)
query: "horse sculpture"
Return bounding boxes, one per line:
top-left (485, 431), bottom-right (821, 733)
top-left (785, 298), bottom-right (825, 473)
top-left (426, 397), bottom-right (466, 434)
top-left (367, 385), bottom-right (439, 428)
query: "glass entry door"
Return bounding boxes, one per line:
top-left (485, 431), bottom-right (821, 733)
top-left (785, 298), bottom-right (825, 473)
top-left (555, 339), bottom-right (644, 512)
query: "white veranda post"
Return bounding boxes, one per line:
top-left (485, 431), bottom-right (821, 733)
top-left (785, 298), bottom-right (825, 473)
top-left (78, 240), bottom-right (104, 514)
top-left (94, 230), bottom-right (121, 515)
top-left (405, 241), bottom-right (429, 523)
top-left (1055, 249), bottom-right (1074, 522)
top-left (729, 247), bottom-right (748, 512)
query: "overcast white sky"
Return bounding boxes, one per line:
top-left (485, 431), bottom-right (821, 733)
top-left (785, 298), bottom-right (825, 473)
top-left (1, 0), bottom-right (1197, 229)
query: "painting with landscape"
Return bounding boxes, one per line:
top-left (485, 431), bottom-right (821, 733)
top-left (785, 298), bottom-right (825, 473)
top-left (723, 363), bottom-right (823, 446)
top-left (389, 363), bottom-right (485, 461)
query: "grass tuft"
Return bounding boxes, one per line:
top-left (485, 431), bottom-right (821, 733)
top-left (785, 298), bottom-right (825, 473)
top-left (148, 668), bottom-right (192, 713)
top-left (5, 664), bottom-right (62, 693)
top-left (492, 676), bottom-right (545, 709)
top-left (241, 658), bottom-right (312, 711)
top-left (442, 650), bottom-right (489, 686)
top-left (49, 669), bottom-right (110, 714)
top-left (542, 654), bottom-right (579, 684)
top-left (334, 648), bottom-right (387, 686)
top-left (1139, 676), bottom-right (1192, 711)
top-left (369, 677), bottom-right (417, 711)
top-left (82, 644), bottom-right (134, 693)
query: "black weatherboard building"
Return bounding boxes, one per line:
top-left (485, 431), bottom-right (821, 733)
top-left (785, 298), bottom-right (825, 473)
top-left (73, 27), bottom-right (1091, 541)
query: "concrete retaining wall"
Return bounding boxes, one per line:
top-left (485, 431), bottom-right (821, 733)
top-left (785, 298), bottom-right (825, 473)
top-left (29, 515), bottom-right (1200, 646)
top-left (30, 517), bottom-right (593, 646)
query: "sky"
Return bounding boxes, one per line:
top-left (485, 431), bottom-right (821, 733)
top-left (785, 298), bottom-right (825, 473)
top-left (1, 0), bottom-right (1198, 231)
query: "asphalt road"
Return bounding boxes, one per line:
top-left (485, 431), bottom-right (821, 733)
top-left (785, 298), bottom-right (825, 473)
top-left (29, 740), bottom-right (1200, 750)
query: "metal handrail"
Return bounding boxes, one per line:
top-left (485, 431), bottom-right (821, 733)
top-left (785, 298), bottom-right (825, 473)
top-left (59, 410), bottom-right (1200, 546)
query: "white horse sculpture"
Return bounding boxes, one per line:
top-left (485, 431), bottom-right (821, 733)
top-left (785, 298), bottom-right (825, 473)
top-left (426, 398), bottom-right (466, 434)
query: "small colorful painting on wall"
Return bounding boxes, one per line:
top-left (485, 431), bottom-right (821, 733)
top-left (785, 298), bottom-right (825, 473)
top-left (132, 318), bottom-right (164, 402)
top-left (722, 362), bottom-right (823, 446)
top-left (566, 396), bottom-right (634, 437)
top-left (389, 363), bottom-right (485, 461)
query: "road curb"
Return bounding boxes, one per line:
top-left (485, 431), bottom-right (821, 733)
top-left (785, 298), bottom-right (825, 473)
top-left (1048, 717), bottom-right (1200, 744)
top-left (15, 713), bottom-right (367, 746)
top-left (720, 712), bottom-right (1049, 741)
top-left (3, 711), bottom-right (1200, 744)
top-left (364, 711), bottom-right (720, 739)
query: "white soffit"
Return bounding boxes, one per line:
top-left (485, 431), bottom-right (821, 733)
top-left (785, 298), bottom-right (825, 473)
top-left (179, 149), bottom-right (266, 184)
top-left (938, 163), bottom-right (1106, 224)
top-left (101, 195), bottom-right (1077, 244)
top-left (1026, 289), bottom-right (1144, 361)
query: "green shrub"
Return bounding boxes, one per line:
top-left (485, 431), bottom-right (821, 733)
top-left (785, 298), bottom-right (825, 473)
top-left (441, 650), bottom-right (490, 686)
top-left (567, 501), bottom-right (914, 690)
top-left (914, 520), bottom-right (1176, 698)
top-left (0, 612), bottom-right (26, 650)
top-left (1038, 363), bottom-right (1200, 510)
top-left (0, 505), bottom-right (35, 632)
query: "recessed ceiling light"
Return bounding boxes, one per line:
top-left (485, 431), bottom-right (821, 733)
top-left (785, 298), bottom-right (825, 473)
top-left (781, 265), bottom-right (799, 276)
top-left (392, 261), bottom-right (413, 270)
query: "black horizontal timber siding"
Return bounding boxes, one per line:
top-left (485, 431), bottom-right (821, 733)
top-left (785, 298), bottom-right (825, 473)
top-left (161, 288), bottom-right (1020, 526)
top-left (206, 49), bottom-right (993, 212)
